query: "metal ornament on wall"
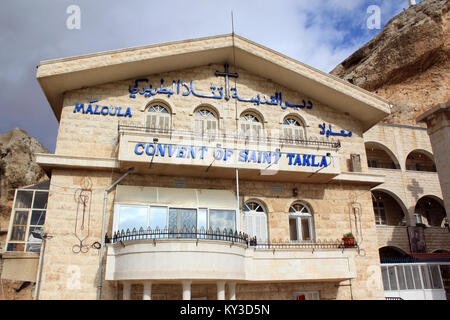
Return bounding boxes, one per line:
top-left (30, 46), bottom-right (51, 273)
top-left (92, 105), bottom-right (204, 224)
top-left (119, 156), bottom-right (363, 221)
top-left (347, 192), bottom-right (363, 244)
top-left (73, 177), bottom-right (93, 253)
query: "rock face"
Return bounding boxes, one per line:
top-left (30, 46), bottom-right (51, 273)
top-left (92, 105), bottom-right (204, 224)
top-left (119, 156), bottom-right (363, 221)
top-left (331, 0), bottom-right (450, 125)
top-left (0, 128), bottom-right (49, 300)
top-left (0, 128), bottom-right (49, 201)
top-left (0, 127), bottom-right (49, 237)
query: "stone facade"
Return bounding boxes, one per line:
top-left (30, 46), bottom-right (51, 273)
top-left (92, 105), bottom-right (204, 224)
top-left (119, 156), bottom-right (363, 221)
top-left (364, 122), bottom-right (449, 255)
top-left (33, 53), bottom-right (388, 300)
top-left (7, 34), bottom-right (448, 301)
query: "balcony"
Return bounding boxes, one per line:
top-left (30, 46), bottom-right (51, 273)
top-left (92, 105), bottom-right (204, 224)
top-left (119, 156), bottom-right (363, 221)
top-left (105, 228), bottom-right (357, 283)
top-left (117, 125), bottom-right (342, 183)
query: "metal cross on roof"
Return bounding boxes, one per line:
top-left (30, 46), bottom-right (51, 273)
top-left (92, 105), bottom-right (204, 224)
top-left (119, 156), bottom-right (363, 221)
top-left (215, 63), bottom-right (238, 101)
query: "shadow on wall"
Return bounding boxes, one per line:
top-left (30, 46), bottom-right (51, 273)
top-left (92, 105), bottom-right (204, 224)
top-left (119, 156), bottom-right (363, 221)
top-left (407, 179), bottom-right (424, 203)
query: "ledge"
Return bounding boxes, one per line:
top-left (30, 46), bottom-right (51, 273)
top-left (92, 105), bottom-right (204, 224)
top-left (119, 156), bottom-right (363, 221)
top-left (331, 171), bottom-right (385, 186)
top-left (36, 153), bottom-right (120, 170)
top-left (2, 251), bottom-right (40, 259)
top-left (105, 239), bottom-right (356, 282)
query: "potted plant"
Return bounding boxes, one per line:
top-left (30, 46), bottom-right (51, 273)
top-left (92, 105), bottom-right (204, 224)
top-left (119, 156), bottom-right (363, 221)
top-left (342, 232), bottom-right (355, 248)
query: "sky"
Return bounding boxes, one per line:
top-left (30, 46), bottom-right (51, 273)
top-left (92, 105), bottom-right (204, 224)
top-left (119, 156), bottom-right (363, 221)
top-left (0, 0), bottom-right (424, 152)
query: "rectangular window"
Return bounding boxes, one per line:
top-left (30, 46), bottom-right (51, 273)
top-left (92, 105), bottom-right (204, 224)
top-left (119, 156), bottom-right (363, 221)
top-left (149, 207), bottom-right (167, 230)
top-left (301, 218), bottom-right (311, 241)
top-left (209, 209), bottom-right (235, 232)
top-left (289, 219), bottom-right (297, 241)
top-left (169, 208), bottom-right (197, 231)
top-left (7, 189), bottom-right (48, 253)
top-left (373, 200), bottom-right (387, 225)
top-left (118, 206), bottom-right (147, 232)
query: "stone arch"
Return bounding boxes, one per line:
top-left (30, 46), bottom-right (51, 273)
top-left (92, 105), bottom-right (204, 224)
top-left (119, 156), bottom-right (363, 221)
top-left (432, 249), bottom-right (450, 254)
top-left (414, 195), bottom-right (447, 227)
top-left (284, 199), bottom-right (315, 216)
top-left (279, 112), bottom-right (310, 127)
top-left (191, 103), bottom-right (222, 119)
top-left (243, 197), bottom-right (271, 213)
top-left (238, 108), bottom-right (267, 124)
top-left (379, 246), bottom-right (409, 259)
top-left (365, 141), bottom-right (401, 170)
top-left (371, 188), bottom-right (409, 226)
top-left (140, 97), bottom-right (176, 114)
top-left (405, 149), bottom-right (436, 172)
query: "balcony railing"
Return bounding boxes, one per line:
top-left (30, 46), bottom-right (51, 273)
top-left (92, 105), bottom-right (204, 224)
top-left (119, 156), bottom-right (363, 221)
top-left (109, 227), bottom-right (256, 246)
top-left (368, 161), bottom-right (400, 170)
top-left (107, 227), bottom-right (357, 250)
top-left (118, 124), bottom-right (342, 149)
top-left (405, 164), bottom-right (436, 172)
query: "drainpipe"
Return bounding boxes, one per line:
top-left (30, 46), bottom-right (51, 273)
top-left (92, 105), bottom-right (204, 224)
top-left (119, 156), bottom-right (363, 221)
top-left (96, 167), bottom-right (134, 300)
top-left (34, 233), bottom-right (48, 300)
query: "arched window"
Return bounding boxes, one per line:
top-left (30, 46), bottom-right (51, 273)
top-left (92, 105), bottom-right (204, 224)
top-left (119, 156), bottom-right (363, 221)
top-left (146, 104), bottom-right (171, 132)
top-left (242, 200), bottom-right (268, 243)
top-left (289, 202), bottom-right (314, 241)
top-left (194, 108), bottom-right (218, 137)
top-left (283, 117), bottom-right (306, 141)
top-left (239, 112), bottom-right (263, 140)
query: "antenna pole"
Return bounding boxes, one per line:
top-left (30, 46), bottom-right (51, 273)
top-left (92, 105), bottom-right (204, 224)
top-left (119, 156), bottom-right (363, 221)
top-left (231, 11), bottom-right (235, 34)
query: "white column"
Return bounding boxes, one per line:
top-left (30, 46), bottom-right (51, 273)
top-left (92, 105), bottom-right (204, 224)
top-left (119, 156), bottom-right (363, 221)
top-left (182, 280), bottom-right (192, 300)
top-left (143, 281), bottom-right (152, 300)
top-left (123, 282), bottom-right (131, 300)
top-left (228, 282), bottom-right (236, 300)
top-left (217, 281), bottom-right (226, 300)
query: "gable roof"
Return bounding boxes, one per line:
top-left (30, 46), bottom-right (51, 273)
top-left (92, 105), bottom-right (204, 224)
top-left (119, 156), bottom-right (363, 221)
top-left (36, 33), bottom-right (391, 131)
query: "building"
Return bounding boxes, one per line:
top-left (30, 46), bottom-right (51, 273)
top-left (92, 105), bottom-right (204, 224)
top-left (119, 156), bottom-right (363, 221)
top-left (1, 34), bottom-right (448, 300)
top-left (364, 122), bottom-right (450, 300)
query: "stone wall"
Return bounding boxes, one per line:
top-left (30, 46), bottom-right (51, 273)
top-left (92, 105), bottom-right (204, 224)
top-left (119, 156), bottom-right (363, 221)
top-left (38, 168), bottom-right (385, 300)
top-left (424, 227), bottom-right (450, 252)
top-left (36, 64), bottom-right (386, 300)
top-left (57, 64), bottom-right (367, 174)
top-left (376, 226), bottom-right (410, 253)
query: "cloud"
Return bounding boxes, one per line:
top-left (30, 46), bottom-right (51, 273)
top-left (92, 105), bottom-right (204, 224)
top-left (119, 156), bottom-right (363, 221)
top-left (0, 0), bottom-right (413, 151)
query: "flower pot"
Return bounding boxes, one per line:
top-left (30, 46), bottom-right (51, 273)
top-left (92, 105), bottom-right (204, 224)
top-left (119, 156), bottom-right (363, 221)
top-left (342, 237), bottom-right (355, 248)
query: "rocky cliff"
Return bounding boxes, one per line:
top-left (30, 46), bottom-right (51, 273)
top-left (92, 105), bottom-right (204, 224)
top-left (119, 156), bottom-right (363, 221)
top-left (0, 127), bottom-right (49, 233)
top-left (331, 0), bottom-right (450, 125)
top-left (0, 127), bottom-right (49, 202)
top-left (0, 128), bottom-right (49, 300)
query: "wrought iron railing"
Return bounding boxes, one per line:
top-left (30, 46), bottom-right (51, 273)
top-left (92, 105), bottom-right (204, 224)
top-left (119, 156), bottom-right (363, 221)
top-left (107, 227), bottom-right (357, 250)
top-left (368, 161), bottom-right (400, 170)
top-left (108, 227), bottom-right (256, 246)
top-left (253, 241), bottom-right (357, 250)
top-left (118, 124), bottom-right (341, 149)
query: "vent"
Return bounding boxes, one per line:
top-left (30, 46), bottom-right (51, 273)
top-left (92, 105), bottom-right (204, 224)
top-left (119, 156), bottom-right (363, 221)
top-left (271, 184), bottom-right (283, 194)
top-left (173, 178), bottom-right (186, 188)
